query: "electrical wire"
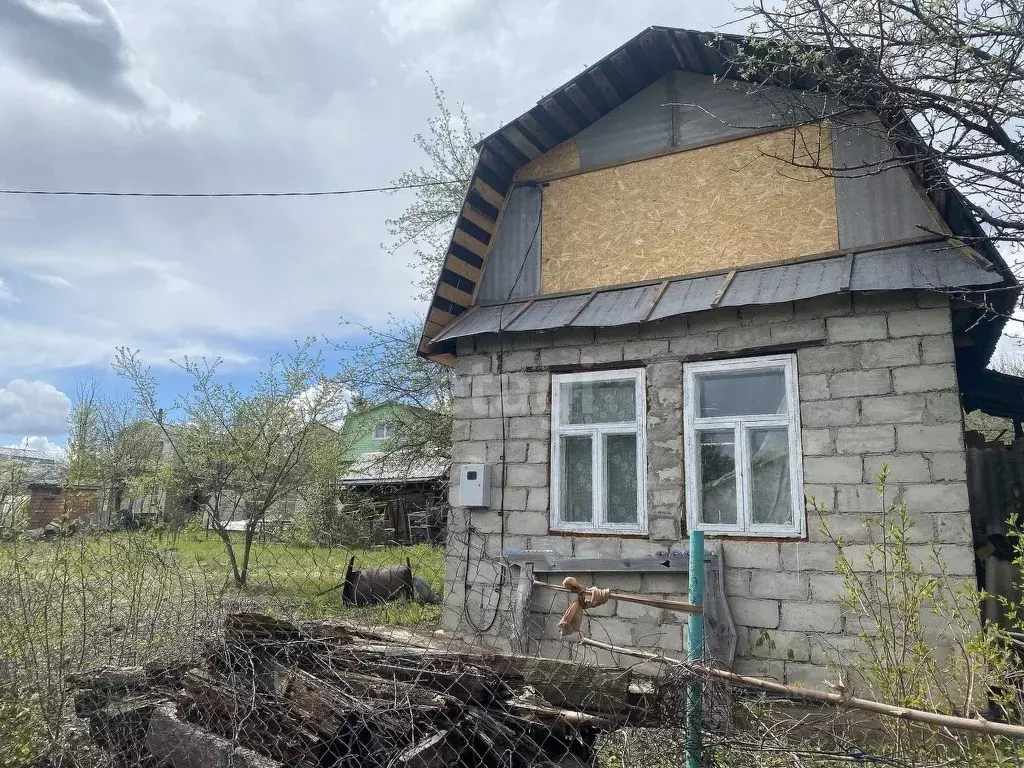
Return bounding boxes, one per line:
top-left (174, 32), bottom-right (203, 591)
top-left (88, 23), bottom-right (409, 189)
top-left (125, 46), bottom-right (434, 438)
top-left (462, 182), bottom-right (542, 635)
top-left (0, 180), bottom-right (466, 198)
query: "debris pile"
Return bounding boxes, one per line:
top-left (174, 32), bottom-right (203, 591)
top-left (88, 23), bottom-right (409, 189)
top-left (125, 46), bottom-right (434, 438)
top-left (72, 613), bottom-right (641, 768)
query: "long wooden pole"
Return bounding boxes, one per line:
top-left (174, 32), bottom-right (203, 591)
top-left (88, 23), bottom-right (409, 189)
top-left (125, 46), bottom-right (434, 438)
top-left (531, 580), bottom-right (703, 615)
top-left (580, 637), bottom-right (1024, 740)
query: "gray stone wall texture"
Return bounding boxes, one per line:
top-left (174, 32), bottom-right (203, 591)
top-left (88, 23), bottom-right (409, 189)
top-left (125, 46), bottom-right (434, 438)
top-left (442, 291), bottom-right (973, 687)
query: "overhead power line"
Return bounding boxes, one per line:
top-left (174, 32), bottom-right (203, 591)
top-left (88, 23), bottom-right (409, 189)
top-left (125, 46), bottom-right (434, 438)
top-left (0, 179), bottom-right (467, 198)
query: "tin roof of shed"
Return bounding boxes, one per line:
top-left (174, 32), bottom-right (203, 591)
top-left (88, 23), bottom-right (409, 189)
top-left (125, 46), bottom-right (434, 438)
top-left (428, 239), bottom-right (1000, 346)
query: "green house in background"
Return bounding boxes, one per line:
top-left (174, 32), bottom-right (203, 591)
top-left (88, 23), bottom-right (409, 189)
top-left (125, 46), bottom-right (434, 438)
top-left (338, 402), bottom-right (412, 463)
top-left (336, 402), bottom-right (449, 545)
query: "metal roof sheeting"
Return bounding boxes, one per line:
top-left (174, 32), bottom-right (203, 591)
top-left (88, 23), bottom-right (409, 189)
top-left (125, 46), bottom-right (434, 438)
top-left (430, 240), bottom-right (1000, 345)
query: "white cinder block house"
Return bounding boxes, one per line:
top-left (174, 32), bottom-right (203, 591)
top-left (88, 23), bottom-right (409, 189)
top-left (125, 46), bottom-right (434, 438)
top-left (417, 27), bottom-right (1019, 685)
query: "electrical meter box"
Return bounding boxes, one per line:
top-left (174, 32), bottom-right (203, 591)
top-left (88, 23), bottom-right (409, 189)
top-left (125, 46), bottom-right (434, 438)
top-left (457, 463), bottom-right (490, 507)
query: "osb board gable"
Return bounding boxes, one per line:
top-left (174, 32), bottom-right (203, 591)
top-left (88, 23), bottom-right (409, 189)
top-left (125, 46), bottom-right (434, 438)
top-left (516, 138), bottom-right (580, 181)
top-left (539, 125), bottom-right (840, 294)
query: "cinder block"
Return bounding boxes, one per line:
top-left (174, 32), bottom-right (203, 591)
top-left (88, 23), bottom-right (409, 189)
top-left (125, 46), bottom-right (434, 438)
top-left (770, 318), bottom-right (825, 344)
top-left (835, 484), bottom-right (887, 513)
top-left (934, 512), bottom-right (972, 544)
top-left (897, 424), bottom-right (963, 452)
top-left (827, 315), bottom-right (887, 343)
top-left (855, 292), bottom-right (917, 313)
top-left (893, 363), bottom-right (957, 394)
top-left (688, 308), bottom-right (740, 334)
top-left (830, 369), bottom-right (892, 397)
top-left (808, 572), bottom-right (849, 602)
top-left (863, 454), bottom-right (930, 483)
top-left (909, 543), bottom-right (975, 576)
top-left (539, 347), bottom-right (580, 367)
top-left (509, 416), bottom-right (550, 440)
top-left (721, 540), bottom-right (782, 571)
top-left (920, 335), bottom-right (955, 364)
top-left (633, 622), bottom-right (684, 652)
top-left (797, 344), bottom-right (860, 373)
top-left (724, 568), bottom-right (751, 597)
top-left (669, 334), bottom-right (719, 357)
top-left (505, 463), bottom-right (548, 488)
top-left (580, 345), bottom-right (624, 366)
top-left (779, 602), bottom-right (844, 633)
top-left (740, 304), bottom-right (795, 324)
top-left (490, 394), bottom-right (531, 418)
top-left (801, 399), bottom-right (859, 427)
top-left (508, 511), bottom-right (549, 535)
top-left (526, 487), bottom-right (549, 512)
top-left (501, 350), bottom-right (538, 372)
top-left (622, 339), bottom-right (670, 359)
top-left (780, 542), bottom-right (842, 571)
top-left (901, 482), bottom-right (969, 513)
top-left (785, 662), bottom-right (829, 687)
top-left (836, 426), bottom-right (895, 454)
top-left (808, 512), bottom-right (875, 544)
top-left (718, 325), bottom-right (772, 351)
top-left (802, 428), bottom-right (833, 456)
top-left (454, 397), bottom-right (491, 419)
top-left (491, 487), bottom-right (527, 511)
top-left (648, 517), bottom-right (679, 541)
top-left (552, 328), bottom-right (595, 347)
top-left (803, 484), bottom-right (836, 511)
top-left (928, 452), bottom-right (967, 481)
top-left (529, 392), bottom-right (550, 415)
top-left (799, 375), bottom-right (830, 401)
top-left (924, 391), bottom-right (962, 423)
top-left (860, 394), bottom-right (927, 425)
top-left (803, 456), bottom-right (863, 483)
top-left (749, 571), bottom-right (809, 600)
top-left (739, 629), bottom-right (812, 662)
top-left (452, 440), bottom-right (488, 463)
top-left (860, 338), bottom-right (921, 369)
top-left (730, 597), bottom-right (781, 629)
top-left (470, 418), bottom-right (504, 441)
top-left (453, 375), bottom-right (473, 398)
top-left (888, 308), bottom-right (952, 337)
top-left (616, 599), bottom-right (665, 622)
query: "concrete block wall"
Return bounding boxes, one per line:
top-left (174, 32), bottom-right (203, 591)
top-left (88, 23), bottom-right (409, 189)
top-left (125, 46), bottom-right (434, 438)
top-left (442, 291), bottom-right (975, 684)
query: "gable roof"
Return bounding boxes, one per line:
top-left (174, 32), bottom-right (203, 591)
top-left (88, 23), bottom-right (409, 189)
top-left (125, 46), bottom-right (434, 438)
top-left (419, 26), bottom-right (1018, 365)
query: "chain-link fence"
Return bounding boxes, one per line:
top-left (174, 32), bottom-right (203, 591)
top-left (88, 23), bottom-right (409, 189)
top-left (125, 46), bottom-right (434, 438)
top-left (3, 514), bottom-right (1024, 768)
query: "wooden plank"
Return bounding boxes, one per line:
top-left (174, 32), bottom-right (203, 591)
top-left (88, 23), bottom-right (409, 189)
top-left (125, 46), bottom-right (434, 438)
top-left (501, 125), bottom-right (542, 161)
top-left (564, 83), bottom-right (602, 123)
top-left (443, 253), bottom-right (482, 282)
top-left (564, 292), bottom-right (598, 326)
top-left (436, 281), bottom-right (473, 307)
top-left (510, 562), bottom-right (535, 655)
top-left (453, 228), bottom-right (488, 259)
top-left (473, 178), bottom-right (505, 210)
top-left (710, 269), bottom-right (737, 307)
top-left (460, 202), bottom-right (497, 234)
top-left (643, 280), bottom-right (671, 322)
top-left (429, 352), bottom-right (456, 368)
top-left (839, 253), bottom-right (854, 291)
top-left (540, 96), bottom-right (582, 134)
top-left (427, 307), bottom-right (458, 328)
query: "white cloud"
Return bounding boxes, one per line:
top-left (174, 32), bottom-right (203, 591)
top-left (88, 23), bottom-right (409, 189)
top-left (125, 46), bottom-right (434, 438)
top-left (0, 277), bottom-right (16, 301)
top-left (376, 0), bottom-right (482, 41)
top-left (5, 435), bottom-right (64, 458)
top-left (0, 379), bottom-right (71, 435)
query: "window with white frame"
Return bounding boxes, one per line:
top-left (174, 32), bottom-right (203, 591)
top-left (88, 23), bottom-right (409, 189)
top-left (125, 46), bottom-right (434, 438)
top-left (683, 354), bottom-right (805, 537)
top-left (550, 369), bottom-right (646, 532)
top-left (372, 421), bottom-right (396, 440)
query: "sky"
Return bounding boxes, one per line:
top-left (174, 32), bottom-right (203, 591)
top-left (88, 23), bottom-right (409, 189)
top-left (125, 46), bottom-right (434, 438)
top-left (0, 0), bottom-right (743, 455)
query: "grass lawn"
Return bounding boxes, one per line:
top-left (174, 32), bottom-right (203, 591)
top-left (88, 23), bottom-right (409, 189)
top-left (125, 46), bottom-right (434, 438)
top-left (0, 531), bottom-right (447, 632)
top-left (172, 532), bottom-right (446, 626)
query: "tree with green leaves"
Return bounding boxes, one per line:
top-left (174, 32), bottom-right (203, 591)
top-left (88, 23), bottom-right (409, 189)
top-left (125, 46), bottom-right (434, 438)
top-left (114, 340), bottom-right (347, 587)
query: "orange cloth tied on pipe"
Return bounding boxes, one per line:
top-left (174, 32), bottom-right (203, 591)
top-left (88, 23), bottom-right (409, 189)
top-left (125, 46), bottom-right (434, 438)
top-left (557, 576), bottom-right (612, 636)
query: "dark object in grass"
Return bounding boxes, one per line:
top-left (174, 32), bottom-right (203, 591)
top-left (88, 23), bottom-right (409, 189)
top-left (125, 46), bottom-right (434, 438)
top-left (341, 556), bottom-right (414, 607)
top-left (412, 575), bottom-right (441, 605)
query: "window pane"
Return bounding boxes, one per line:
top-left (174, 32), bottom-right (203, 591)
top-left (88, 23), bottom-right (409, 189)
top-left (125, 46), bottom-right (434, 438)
top-left (697, 369), bottom-right (786, 418)
top-left (605, 434), bottom-right (638, 524)
top-left (560, 378), bottom-right (636, 424)
top-left (560, 435), bottom-right (593, 523)
top-left (749, 427), bottom-right (793, 526)
top-left (698, 430), bottom-right (738, 525)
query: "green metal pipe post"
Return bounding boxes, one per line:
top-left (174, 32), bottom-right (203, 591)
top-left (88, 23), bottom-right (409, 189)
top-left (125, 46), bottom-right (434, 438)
top-left (686, 531), bottom-right (705, 768)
